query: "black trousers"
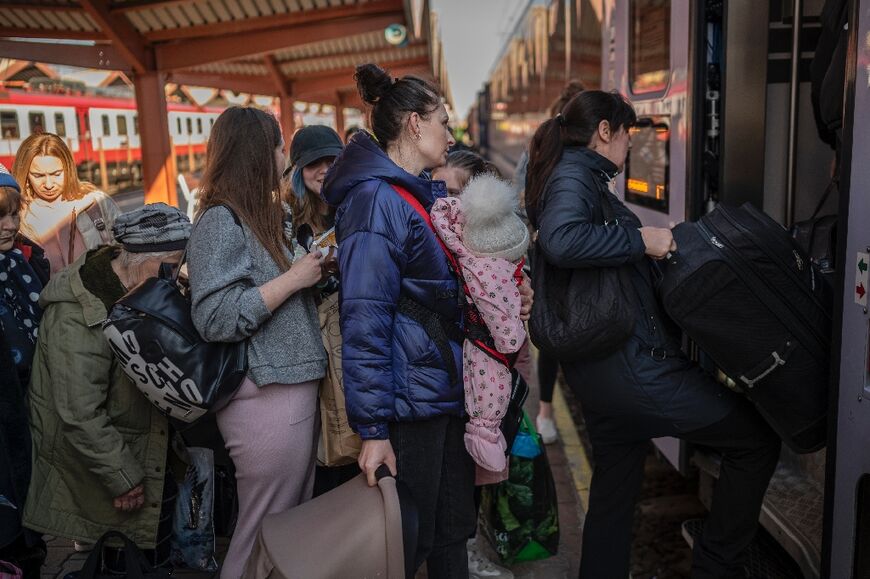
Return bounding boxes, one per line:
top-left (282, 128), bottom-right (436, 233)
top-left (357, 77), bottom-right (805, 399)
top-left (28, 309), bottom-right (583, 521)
top-left (564, 366), bottom-right (781, 579)
top-left (390, 415), bottom-right (476, 579)
top-left (537, 351), bottom-right (560, 404)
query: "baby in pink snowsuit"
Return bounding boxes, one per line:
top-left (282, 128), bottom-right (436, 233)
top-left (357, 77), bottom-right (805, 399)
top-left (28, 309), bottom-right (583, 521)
top-left (430, 173), bottom-right (529, 485)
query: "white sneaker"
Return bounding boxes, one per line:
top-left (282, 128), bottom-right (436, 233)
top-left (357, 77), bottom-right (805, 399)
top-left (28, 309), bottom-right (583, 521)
top-left (536, 415), bottom-right (558, 445)
top-left (467, 538), bottom-right (514, 579)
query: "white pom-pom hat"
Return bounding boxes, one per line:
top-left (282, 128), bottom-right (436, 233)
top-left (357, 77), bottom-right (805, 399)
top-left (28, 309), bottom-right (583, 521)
top-left (460, 173), bottom-right (530, 262)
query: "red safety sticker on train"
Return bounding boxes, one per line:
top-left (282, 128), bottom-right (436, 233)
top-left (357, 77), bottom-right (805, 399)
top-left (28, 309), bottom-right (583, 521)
top-left (857, 252), bottom-right (869, 306)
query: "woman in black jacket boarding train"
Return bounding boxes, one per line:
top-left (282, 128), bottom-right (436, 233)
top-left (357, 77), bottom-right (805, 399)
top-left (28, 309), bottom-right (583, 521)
top-left (525, 90), bottom-right (781, 579)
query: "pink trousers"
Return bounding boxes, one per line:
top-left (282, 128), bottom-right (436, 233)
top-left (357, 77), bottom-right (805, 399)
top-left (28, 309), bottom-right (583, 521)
top-left (216, 377), bottom-right (319, 578)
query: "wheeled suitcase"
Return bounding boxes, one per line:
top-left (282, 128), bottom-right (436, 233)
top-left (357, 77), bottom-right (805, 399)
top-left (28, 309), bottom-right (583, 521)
top-left (660, 203), bottom-right (832, 453)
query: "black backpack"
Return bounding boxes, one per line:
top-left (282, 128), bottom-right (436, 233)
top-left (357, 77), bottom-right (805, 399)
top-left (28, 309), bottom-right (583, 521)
top-left (103, 208), bottom-right (247, 427)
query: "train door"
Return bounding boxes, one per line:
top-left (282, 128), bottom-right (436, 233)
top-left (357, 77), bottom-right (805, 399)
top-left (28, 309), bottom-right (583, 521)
top-left (605, 1), bottom-right (843, 576)
top-left (825, 1), bottom-right (870, 576)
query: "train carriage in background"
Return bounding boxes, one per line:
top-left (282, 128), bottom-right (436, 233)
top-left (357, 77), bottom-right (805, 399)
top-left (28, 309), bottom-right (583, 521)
top-left (478, 0), bottom-right (870, 576)
top-left (0, 89), bottom-right (221, 192)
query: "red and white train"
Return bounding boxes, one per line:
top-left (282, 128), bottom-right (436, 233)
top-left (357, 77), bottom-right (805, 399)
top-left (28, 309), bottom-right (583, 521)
top-left (0, 89), bottom-right (223, 190)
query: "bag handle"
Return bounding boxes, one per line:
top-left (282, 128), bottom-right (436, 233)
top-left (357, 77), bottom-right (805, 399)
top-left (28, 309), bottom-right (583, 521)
top-left (78, 530), bottom-right (156, 579)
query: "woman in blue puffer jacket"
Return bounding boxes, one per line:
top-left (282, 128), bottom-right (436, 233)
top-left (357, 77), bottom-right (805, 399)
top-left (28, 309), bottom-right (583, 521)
top-left (323, 63), bottom-right (530, 578)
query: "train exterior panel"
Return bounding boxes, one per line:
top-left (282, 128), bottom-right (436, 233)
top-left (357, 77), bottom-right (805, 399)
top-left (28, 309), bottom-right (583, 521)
top-left (602, 0), bottom-right (692, 231)
top-left (478, 0), bottom-right (870, 576)
top-left (828, 1), bottom-right (870, 575)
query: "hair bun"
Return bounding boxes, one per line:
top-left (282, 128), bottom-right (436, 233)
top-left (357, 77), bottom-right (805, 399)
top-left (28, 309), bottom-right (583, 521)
top-left (355, 63), bottom-right (394, 105)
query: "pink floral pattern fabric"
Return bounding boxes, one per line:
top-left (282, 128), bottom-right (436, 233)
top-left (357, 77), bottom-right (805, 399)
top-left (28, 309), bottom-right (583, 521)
top-left (430, 196), bottom-right (525, 484)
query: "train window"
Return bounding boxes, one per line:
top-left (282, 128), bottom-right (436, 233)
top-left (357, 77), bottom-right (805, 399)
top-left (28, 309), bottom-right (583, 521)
top-left (28, 112), bottom-right (46, 135)
top-left (629, 0), bottom-right (671, 94)
top-left (186, 118), bottom-right (192, 134)
top-left (101, 115), bottom-right (111, 136)
top-left (197, 118), bottom-right (203, 134)
top-left (176, 118), bottom-right (182, 135)
top-left (1, 111), bottom-right (19, 139)
top-left (54, 113), bottom-right (66, 137)
top-left (625, 116), bottom-right (670, 212)
top-left (117, 115), bottom-right (128, 137)
top-left (133, 115), bottom-right (139, 135)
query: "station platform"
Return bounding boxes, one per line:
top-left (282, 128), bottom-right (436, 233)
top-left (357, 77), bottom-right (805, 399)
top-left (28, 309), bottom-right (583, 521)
top-left (37, 364), bottom-right (589, 579)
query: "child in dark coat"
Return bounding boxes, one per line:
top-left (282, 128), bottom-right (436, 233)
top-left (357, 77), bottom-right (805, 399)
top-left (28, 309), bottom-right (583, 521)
top-left (0, 163), bottom-right (48, 577)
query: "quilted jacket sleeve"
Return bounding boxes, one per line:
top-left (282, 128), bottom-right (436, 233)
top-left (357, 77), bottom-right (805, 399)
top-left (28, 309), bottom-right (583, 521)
top-left (188, 206), bottom-right (272, 343)
top-left (338, 187), bottom-right (409, 440)
top-left (537, 170), bottom-right (645, 268)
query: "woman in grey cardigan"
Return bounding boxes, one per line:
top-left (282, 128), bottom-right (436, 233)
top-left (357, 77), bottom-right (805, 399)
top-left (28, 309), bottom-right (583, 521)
top-left (187, 107), bottom-right (327, 578)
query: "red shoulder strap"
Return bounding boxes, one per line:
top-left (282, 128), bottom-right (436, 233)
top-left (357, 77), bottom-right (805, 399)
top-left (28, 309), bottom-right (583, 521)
top-left (392, 184), bottom-right (516, 368)
top-left (391, 184), bottom-right (461, 273)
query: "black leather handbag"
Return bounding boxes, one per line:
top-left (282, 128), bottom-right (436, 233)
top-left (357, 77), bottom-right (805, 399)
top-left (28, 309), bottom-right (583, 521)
top-left (103, 257), bottom-right (247, 427)
top-left (76, 531), bottom-right (171, 579)
top-left (529, 186), bottom-right (635, 361)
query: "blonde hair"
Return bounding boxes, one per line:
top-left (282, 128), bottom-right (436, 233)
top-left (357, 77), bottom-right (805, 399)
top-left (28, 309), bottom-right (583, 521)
top-left (11, 133), bottom-right (95, 206)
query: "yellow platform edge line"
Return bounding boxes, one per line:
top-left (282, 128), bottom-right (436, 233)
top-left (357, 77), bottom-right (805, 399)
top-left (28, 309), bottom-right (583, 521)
top-left (552, 383), bottom-right (592, 513)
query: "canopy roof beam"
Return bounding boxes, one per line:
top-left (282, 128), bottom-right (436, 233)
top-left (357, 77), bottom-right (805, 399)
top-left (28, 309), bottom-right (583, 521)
top-left (79, 0), bottom-right (153, 73)
top-left (166, 72), bottom-right (277, 96)
top-left (155, 13), bottom-right (401, 70)
top-left (0, 27), bottom-right (108, 41)
top-left (142, 0), bottom-right (404, 42)
top-left (264, 54), bottom-right (292, 98)
top-left (291, 56), bottom-right (430, 99)
top-left (0, 39), bottom-right (128, 71)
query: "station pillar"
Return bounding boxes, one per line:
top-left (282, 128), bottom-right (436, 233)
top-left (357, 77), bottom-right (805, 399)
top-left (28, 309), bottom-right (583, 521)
top-left (335, 102), bottom-right (345, 141)
top-left (279, 95), bottom-right (296, 155)
top-left (135, 72), bottom-right (177, 206)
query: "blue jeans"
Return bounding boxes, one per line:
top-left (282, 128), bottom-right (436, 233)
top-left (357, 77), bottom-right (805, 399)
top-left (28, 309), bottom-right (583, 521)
top-left (390, 415), bottom-right (476, 579)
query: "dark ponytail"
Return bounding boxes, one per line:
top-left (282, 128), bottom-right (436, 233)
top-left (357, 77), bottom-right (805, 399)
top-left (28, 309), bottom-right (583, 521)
top-left (354, 63), bottom-right (441, 147)
top-left (525, 90), bottom-right (637, 226)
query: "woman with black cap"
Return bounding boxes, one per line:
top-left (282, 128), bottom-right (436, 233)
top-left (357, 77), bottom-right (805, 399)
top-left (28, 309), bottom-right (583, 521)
top-left (283, 125), bottom-right (362, 495)
top-left (285, 125), bottom-right (344, 235)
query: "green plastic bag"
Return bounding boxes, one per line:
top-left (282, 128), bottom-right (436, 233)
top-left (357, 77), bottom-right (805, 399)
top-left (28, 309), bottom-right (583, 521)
top-left (480, 412), bottom-right (560, 564)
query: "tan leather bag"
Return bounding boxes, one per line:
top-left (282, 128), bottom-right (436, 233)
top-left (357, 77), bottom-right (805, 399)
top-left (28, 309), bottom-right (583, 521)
top-left (243, 473), bottom-right (408, 579)
top-left (316, 291), bottom-right (362, 467)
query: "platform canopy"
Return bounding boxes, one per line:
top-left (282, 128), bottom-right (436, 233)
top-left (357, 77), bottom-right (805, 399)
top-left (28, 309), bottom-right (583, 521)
top-left (0, 0), bottom-right (448, 203)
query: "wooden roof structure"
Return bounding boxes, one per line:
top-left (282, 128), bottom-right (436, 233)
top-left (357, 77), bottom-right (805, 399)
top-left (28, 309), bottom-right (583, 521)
top-left (0, 0), bottom-right (448, 204)
top-left (0, 0), bottom-right (444, 106)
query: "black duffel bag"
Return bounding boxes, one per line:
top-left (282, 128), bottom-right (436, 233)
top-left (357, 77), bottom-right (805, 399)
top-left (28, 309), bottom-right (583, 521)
top-left (528, 185), bottom-right (635, 361)
top-left (103, 258), bottom-right (246, 427)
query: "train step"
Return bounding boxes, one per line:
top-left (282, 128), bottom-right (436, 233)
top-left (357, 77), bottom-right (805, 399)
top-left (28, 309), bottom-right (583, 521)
top-left (693, 450), bottom-right (823, 578)
top-left (681, 518), bottom-right (805, 579)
